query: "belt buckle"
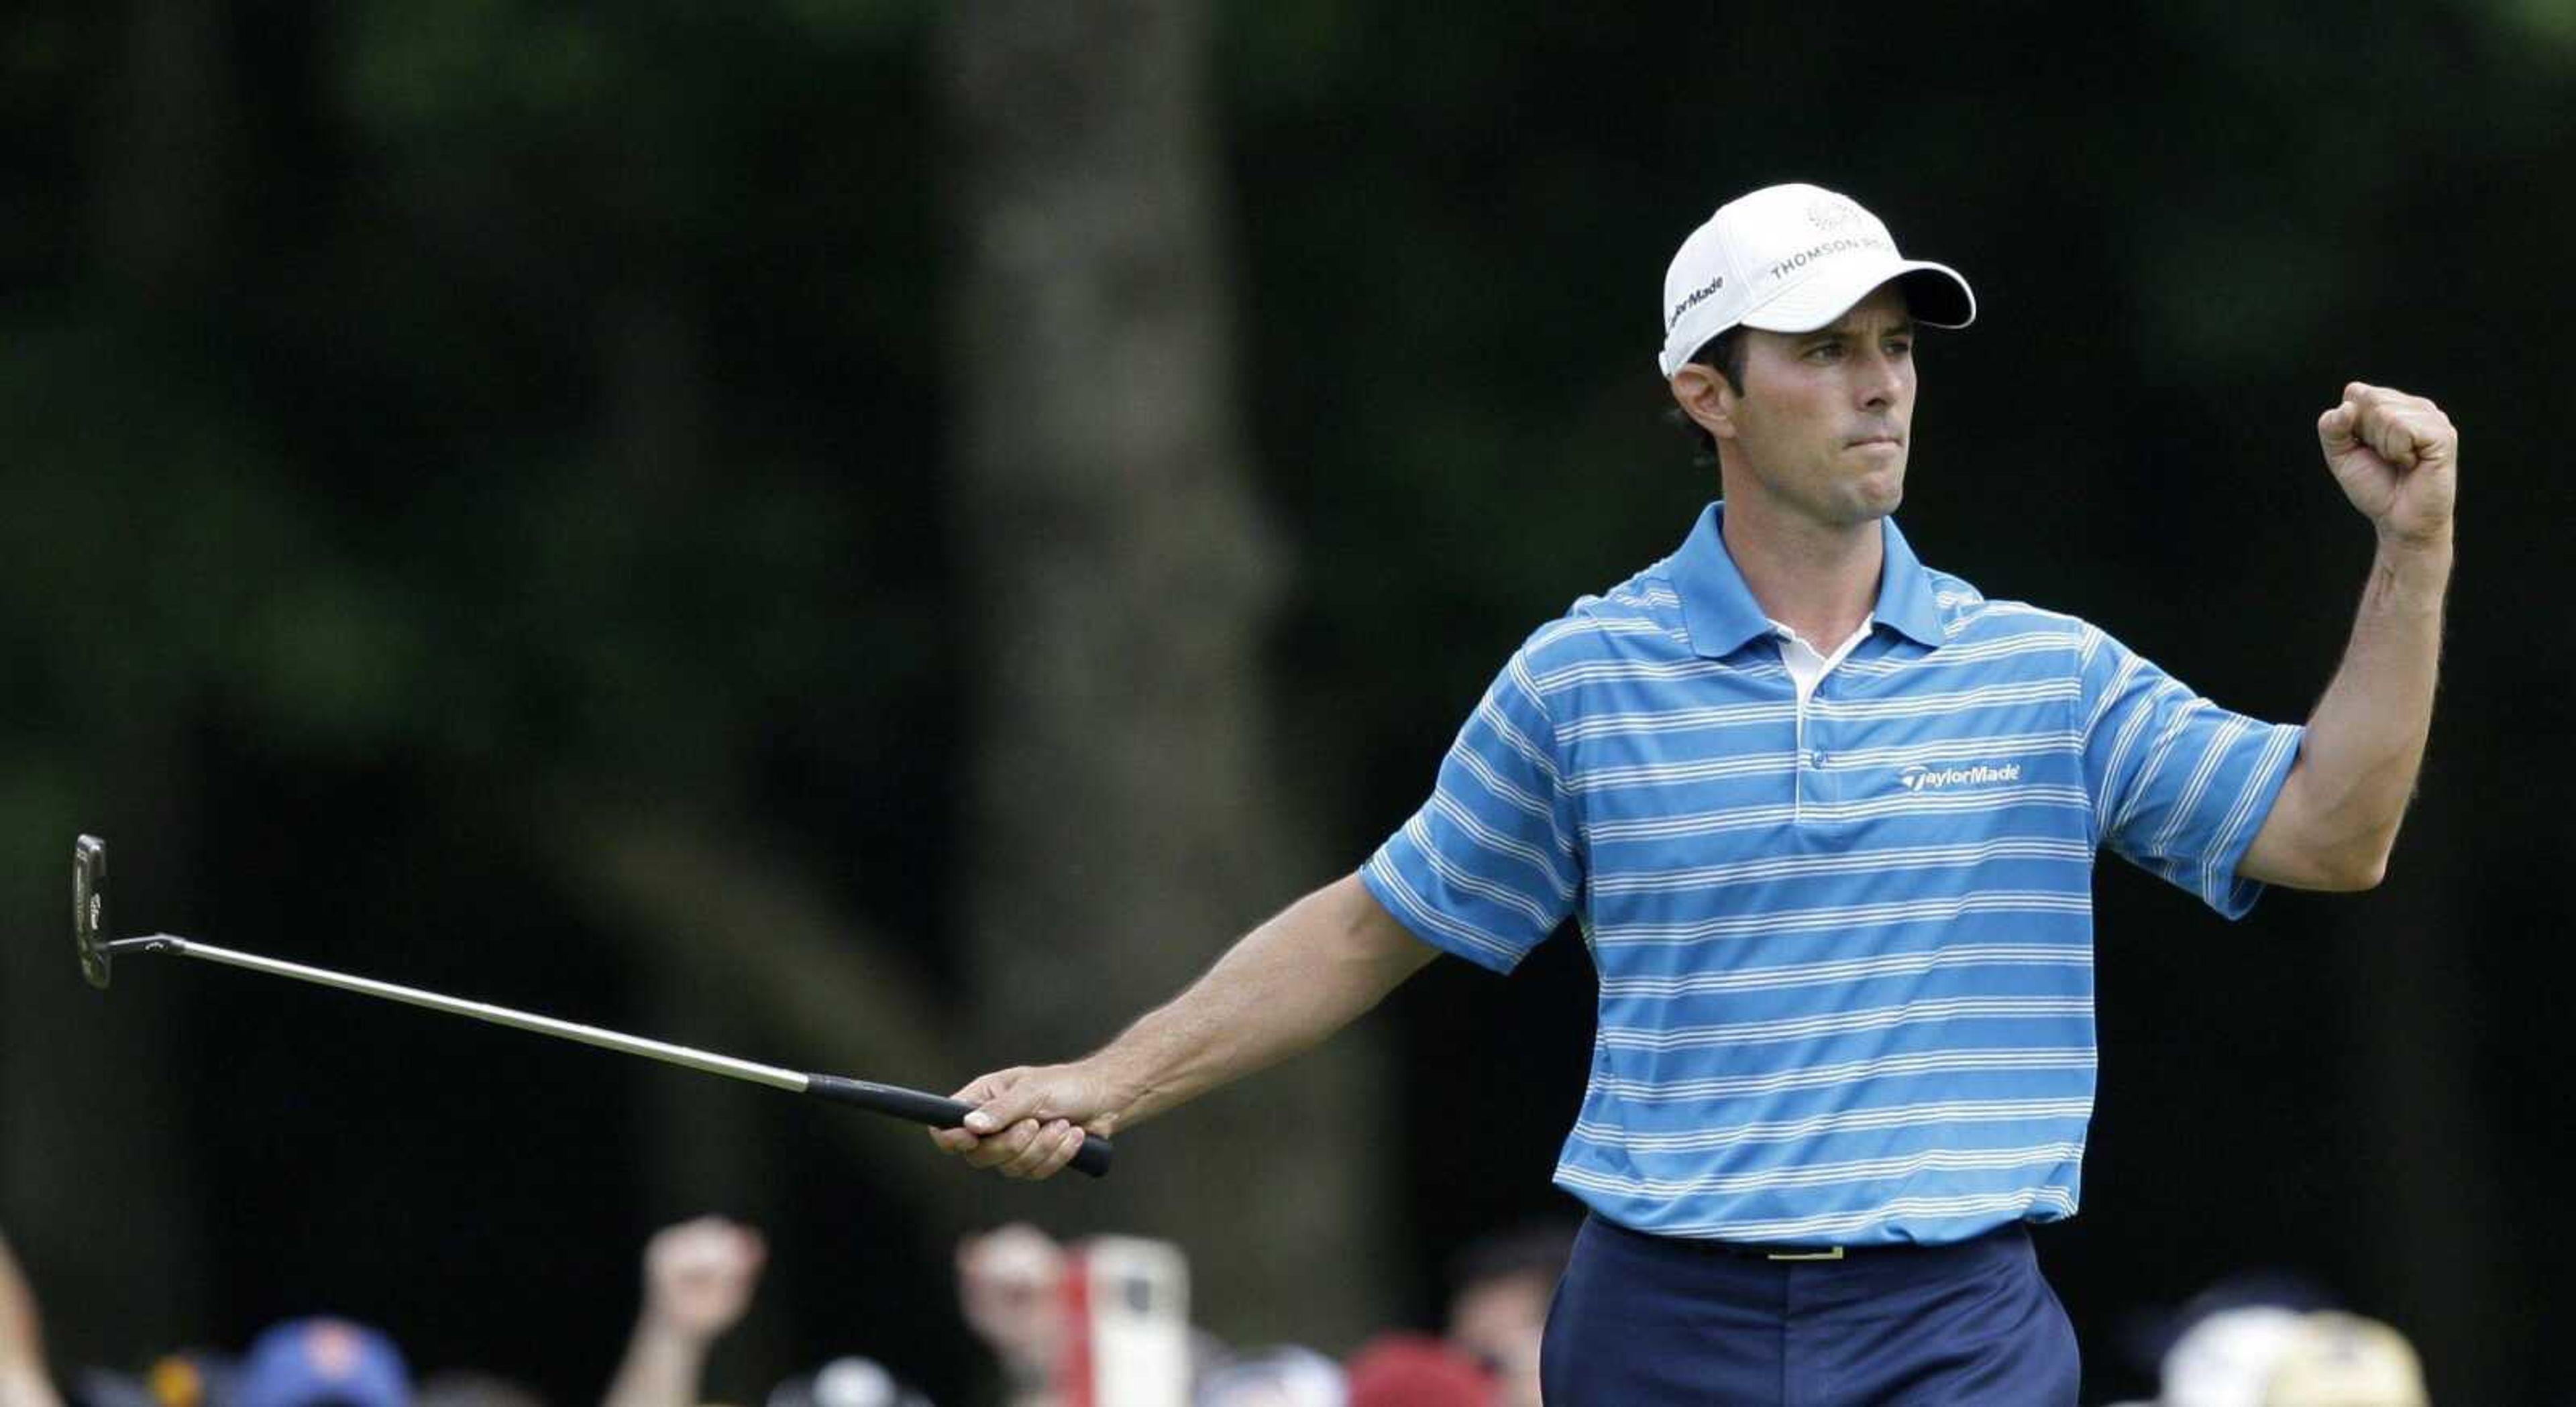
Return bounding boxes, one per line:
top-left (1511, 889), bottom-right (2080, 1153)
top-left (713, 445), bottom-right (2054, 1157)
top-left (1764, 1247), bottom-right (1845, 1261)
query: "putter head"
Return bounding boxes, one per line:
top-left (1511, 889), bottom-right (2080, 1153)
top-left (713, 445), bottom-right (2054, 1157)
top-left (74, 834), bottom-right (110, 989)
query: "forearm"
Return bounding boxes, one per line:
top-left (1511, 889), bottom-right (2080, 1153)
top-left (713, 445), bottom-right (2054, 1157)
top-left (0, 1235), bottom-right (59, 1407)
top-left (0, 1367), bottom-right (62, 1407)
top-left (602, 1320), bottom-right (709, 1407)
top-left (1089, 873), bottom-right (1434, 1129)
top-left (2249, 531), bottom-right (2451, 887)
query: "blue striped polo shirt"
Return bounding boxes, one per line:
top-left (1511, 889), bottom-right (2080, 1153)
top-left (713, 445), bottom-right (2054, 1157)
top-left (1361, 502), bottom-right (2303, 1245)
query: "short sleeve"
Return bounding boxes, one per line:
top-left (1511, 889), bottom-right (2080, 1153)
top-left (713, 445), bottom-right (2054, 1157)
top-left (1361, 646), bottom-right (1583, 972)
top-left (2077, 623), bottom-right (2304, 918)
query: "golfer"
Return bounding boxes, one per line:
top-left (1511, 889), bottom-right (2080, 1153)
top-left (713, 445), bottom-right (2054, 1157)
top-left (932, 182), bottom-right (2455, 1403)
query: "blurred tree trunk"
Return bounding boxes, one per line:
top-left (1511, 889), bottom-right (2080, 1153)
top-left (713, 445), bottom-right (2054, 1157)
top-left (938, 0), bottom-right (1397, 1351)
top-left (594, 285), bottom-right (802, 1388)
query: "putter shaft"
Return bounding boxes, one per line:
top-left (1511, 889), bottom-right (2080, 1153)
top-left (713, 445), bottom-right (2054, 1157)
top-left (105, 934), bottom-right (806, 1092)
top-left (76, 830), bottom-right (1112, 1176)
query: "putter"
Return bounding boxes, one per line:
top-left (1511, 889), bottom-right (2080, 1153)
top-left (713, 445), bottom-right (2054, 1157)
top-left (71, 835), bottom-right (1111, 1178)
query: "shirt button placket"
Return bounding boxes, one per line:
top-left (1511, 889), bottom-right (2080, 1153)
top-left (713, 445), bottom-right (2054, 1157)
top-left (1806, 691), bottom-right (1827, 817)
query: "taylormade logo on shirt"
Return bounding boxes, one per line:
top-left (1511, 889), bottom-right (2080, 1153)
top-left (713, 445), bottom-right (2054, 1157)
top-left (1898, 763), bottom-right (2023, 793)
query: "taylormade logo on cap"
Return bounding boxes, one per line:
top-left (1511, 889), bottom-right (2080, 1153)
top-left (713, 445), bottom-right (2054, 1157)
top-left (1669, 275), bottom-right (1725, 327)
top-left (1656, 182), bottom-right (1978, 378)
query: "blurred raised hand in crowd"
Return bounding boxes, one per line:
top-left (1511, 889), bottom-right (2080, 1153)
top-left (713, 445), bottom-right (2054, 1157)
top-left (0, 1229), bottom-right (64, 1407)
top-left (602, 1217), bottom-right (767, 1407)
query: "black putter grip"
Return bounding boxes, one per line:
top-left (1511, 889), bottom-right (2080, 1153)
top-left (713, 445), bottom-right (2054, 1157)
top-left (805, 1074), bottom-right (1114, 1178)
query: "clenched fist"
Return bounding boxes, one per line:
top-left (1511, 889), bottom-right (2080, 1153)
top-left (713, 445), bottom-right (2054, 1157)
top-left (2317, 382), bottom-right (2457, 549)
top-left (640, 1216), bottom-right (767, 1341)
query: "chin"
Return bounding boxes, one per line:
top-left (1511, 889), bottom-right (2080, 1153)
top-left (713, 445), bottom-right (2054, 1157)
top-left (1848, 474), bottom-right (1904, 520)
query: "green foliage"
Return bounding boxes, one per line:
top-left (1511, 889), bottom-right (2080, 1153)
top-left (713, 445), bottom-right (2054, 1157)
top-left (10, 0), bottom-right (2556, 844)
top-left (339, 0), bottom-right (618, 135)
top-left (2473, 0), bottom-right (2576, 51)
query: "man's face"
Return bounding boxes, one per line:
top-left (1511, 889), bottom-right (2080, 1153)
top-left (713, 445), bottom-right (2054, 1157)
top-left (1715, 283), bottom-right (1917, 529)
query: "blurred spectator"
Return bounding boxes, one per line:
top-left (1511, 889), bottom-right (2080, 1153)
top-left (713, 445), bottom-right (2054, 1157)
top-left (1191, 1347), bottom-right (1341, 1407)
top-left (2264, 1312), bottom-right (2427, 1407)
top-left (2108, 1304), bottom-right (2434, 1407)
top-left (955, 1226), bottom-right (1065, 1407)
top-left (1340, 1337), bottom-right (1489, 1407)
top-left (140, 1355), bottom-right (226, 1407)
top-left (2157, 1305), bottom-right (2310, 1407)
top-left (1441, 1225), bottom-right (1568, 1407)
top-left (0, 1230), bottom-right (64, 1407)
top-left (2116, 1271), bottom-right (2339, 1384)
top-left (235, 1319), bottom-right (409, 1407)
top-left (602, 1217), bottom-right (766, 1407)
top-left (765, 1357), bottom-right (931, 1407)
top-left (66, 1351), bottom-right (229, 1407)
top-left (955, 1226), bottom-right (1358, 1406)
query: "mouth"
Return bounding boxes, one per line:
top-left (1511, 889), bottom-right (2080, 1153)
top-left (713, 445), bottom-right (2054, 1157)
top-left (1846, 435), bottom-right (1904, 452)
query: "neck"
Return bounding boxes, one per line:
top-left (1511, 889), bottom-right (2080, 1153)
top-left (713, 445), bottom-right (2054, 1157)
top-left (1717, 496), bottom-right (1884, 647)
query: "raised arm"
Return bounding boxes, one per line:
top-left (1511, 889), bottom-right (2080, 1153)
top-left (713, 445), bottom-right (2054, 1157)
top-left (0, 1229), bottom-right (64, 1407)
top-left (2239, 382), bottom-right (2456, 891)
top-left (930, 873), bottom-right (1438, 1180)
top-left (602, 1217), bottom-right (767, 1407)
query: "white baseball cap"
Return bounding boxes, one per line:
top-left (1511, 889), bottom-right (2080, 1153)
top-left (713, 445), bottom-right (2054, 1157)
top-left (1657, 182), bottom-right (1976, 378)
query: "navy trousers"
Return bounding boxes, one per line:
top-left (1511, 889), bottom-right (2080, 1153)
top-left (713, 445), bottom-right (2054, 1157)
top-left (1539, 1216), bottom-right (2080, 1406)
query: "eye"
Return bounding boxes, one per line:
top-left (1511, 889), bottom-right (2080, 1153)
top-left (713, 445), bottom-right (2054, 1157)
top-left (1884, 337), bottom-right (1914, 358)
top-left (1803, 342), bottom-right (1845, 363)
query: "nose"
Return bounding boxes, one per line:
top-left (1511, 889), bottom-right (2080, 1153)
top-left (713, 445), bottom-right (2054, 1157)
top-left (1856, 345), bottom-right (1908, 410)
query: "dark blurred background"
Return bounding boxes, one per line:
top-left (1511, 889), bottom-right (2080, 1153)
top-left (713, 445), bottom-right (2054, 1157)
top-left (3, 1), bottom-right (2570, 1402)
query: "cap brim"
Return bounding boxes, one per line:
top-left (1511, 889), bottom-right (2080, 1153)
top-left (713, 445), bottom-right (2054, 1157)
top-left (1740, 258), bottom-right (1976, 334)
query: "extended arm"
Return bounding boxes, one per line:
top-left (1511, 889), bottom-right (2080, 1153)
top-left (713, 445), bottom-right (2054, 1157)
top-left (930, 873), bottom-right (1439, 1179)
top-left (2239, 383), bottom-right (2456, 891)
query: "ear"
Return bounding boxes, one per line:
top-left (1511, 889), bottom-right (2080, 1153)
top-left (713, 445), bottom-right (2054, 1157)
top-left (1669, 365), bottom-right (1737, 443)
